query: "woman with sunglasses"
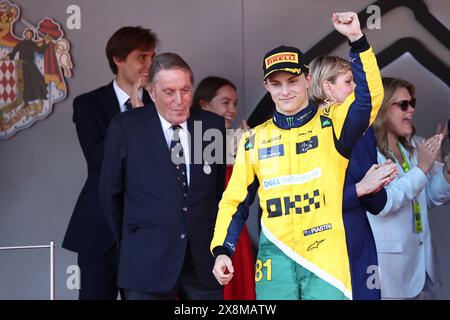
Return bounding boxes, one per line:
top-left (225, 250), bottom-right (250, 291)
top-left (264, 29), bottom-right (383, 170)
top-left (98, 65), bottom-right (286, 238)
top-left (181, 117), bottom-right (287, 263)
top-left (368, 77), bottom-right (450, 299)
top-left (308, 56), bottom-right (398, 300)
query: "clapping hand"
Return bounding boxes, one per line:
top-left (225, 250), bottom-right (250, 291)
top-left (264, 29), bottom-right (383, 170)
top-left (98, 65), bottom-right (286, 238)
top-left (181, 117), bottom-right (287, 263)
top-left (356, 159), bottom-right (399, 197)
top-left (130, 77), bottom-right (147, 108)
top-left (228, 119), bottom-right (249, 160)
top-left (434, 122), bottom-right (448, 162)
top-left (417, 134), bottom-right (444, 174)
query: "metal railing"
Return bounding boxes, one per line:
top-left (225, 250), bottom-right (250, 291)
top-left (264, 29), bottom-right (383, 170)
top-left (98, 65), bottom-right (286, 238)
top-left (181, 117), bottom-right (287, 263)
top-left (0, 241), bottom-right (56, 300)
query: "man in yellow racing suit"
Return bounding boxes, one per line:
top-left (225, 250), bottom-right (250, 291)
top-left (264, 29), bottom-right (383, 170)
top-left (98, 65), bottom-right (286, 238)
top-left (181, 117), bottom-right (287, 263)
top-left (210, 12), bottom-right (384, 300)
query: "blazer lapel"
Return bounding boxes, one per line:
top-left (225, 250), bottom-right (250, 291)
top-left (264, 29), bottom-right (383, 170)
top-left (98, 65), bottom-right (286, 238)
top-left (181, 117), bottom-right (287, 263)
top-left (187, 115), bottom-right (199, 195)
top-left (143, 89), bottom-right (152, 105)
top-left (348, 127), bottom-right (377, 181)
top-left (187, 110), bottom-right (211, 196)
top-left (137, 107), bottom-right (182, 197)
top-left (102, 82), bottom-right (121, 120)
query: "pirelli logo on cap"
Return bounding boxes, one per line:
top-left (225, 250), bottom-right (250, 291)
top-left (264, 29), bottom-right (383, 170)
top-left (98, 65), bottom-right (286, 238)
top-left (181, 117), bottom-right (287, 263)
top-left (265, 52), bottom-right (299, 69)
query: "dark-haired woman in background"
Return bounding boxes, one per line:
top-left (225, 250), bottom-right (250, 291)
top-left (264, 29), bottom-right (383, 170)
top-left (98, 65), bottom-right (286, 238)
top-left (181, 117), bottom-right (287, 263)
top-left (194, 76), bottom-right (255, 300)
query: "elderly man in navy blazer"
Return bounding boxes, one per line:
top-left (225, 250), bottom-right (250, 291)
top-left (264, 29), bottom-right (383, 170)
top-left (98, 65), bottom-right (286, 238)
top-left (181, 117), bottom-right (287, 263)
top-left (99, 52), bottom-right (226, 300)
top-left (62, 26), bottom-right (157, 300)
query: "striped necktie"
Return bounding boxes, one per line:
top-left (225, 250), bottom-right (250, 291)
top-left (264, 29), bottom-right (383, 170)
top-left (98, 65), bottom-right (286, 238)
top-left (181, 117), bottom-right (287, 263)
top-left (170, 125), bottom-right (188, 197)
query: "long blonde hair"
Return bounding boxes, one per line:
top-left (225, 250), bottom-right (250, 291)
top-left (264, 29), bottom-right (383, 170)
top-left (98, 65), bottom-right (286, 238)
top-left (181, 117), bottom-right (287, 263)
top-left (373, 77), bottom-right (416, 160)
top-left (308, 55), bottom-right (351, 106)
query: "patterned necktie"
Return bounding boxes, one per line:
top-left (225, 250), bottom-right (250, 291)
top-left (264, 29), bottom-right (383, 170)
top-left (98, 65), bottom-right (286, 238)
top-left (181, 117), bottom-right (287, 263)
top-left (125, 98), bottom-right (132, 111)
top-left (170, 125), bottom-right (188, 197)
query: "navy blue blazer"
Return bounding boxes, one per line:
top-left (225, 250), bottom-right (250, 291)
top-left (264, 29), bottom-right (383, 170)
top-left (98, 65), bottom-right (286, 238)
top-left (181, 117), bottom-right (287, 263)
top-left (99, 105), bottom-right (226, 293)
top-left (63, 82), bottom-right (151, 256)
top-left (343, 126), bottom-right (386, 300)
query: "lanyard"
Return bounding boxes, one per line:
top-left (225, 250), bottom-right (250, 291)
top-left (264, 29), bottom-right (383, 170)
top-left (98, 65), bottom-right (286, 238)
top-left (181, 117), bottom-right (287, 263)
top-left (397, 143), bottom-right (423, 233)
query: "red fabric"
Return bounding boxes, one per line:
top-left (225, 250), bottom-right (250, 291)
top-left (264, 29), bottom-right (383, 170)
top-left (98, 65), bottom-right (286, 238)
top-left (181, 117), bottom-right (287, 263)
top-left (44, 42), bottom-right (63, 87)
top-left (38, 18), bottom-right (63, 39)
top-left (223, 166), bottom-right (256, 300)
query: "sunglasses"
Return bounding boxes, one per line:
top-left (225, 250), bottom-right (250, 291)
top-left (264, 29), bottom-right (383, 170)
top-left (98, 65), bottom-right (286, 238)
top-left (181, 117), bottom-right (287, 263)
top-left (392, 98), bottom-right (416, 111)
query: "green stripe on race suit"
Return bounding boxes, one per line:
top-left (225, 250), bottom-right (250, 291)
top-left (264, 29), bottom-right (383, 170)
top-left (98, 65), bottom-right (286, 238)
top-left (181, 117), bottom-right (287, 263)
top-left (255, 230), bottom-right (348, 300)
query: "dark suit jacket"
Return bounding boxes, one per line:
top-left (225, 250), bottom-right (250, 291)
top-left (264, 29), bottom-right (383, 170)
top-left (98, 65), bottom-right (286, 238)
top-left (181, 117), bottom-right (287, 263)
top-left (99, 105), bottom-right (226, 293)
top-left (63, 82), bottom-right (151, 256)
top-left (343, 126), bottom-right (386, 300)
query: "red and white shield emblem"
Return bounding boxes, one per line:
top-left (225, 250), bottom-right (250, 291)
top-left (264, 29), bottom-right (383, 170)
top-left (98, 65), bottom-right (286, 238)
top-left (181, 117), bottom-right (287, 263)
top-left (0, 0), bottom-right (73, 140)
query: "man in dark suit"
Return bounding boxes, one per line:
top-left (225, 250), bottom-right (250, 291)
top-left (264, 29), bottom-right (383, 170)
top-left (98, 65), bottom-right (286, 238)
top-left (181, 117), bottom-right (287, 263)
top-left (99, 52), bottom-right (226, 300)
top-left (62, 26), bottom-right (158, 300)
